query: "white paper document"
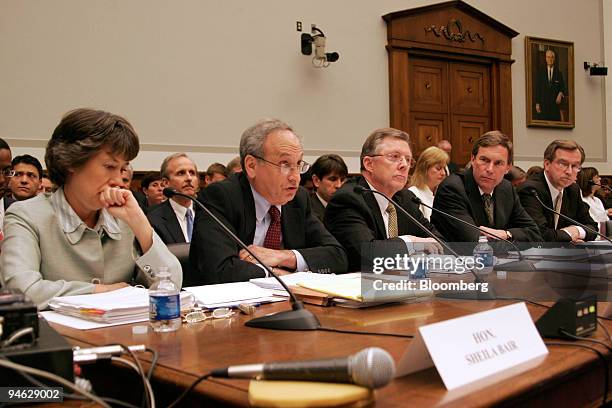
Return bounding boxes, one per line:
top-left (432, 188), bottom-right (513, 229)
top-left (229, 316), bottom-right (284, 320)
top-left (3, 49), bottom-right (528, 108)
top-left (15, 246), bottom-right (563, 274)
top-left (183, 282), bottom-right (285, 308)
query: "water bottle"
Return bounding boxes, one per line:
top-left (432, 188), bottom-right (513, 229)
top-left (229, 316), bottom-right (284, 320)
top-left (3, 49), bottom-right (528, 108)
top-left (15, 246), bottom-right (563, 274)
top-left (473, 236), bottom-right (494, 274)
top-left (149, 267), bottom-right (181, 332)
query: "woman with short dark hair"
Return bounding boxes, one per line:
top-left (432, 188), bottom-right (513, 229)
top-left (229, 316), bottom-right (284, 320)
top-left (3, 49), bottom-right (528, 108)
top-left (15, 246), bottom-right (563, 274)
top-left (0, 108), bottom-right (181, 308)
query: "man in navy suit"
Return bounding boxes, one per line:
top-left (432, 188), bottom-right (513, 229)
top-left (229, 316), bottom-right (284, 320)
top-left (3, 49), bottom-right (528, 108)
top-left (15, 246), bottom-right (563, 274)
top-left (147, 153), bottom-right (198, 245)
top-left (189, 119), bottom-right (347, 285)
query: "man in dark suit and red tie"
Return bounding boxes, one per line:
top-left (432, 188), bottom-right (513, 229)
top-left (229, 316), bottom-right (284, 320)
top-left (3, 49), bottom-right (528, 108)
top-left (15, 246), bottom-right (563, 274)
top-left (188, 119), bottom-right (347, 285)
top-left (534, 49), bottom-right (567, 121)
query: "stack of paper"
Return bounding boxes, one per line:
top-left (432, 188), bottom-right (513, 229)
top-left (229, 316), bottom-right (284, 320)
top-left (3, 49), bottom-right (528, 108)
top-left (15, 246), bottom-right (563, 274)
top-left (183, 282), bottom-right (286, 309)
top-left (250, 272), bottom-right (334, 291)
top-left (47, 286), bottom-right (194, 324)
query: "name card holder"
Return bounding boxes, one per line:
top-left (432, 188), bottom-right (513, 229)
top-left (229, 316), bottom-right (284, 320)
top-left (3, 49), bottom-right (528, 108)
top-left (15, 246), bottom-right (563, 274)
top-left (396, 302), bottom-right (548, 390)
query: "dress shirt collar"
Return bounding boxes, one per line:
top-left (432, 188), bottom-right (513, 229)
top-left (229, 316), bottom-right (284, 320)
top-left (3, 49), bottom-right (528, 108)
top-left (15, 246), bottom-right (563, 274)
top-left (169, 197), bottom-right (193, 219)
top-left (250, 184), bottom-right (282, 222)
top-left (544, 171), bottom-right (562, 203)
top-left (478, 185), bottom-right (494, 198)
top-left (365, 179), bottom-right (390, 215)
top-left (50, 187), bottom-right (121, 244)
top-left (315, 192), bottom-right (328, 208)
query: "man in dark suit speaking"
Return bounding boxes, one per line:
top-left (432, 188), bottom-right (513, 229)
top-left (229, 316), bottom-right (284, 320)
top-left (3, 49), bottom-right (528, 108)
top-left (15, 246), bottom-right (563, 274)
top-left (325, 127), bottom-right (442, 272)
top-left (189, 119), bottom-right (347, 285)
top-left (518, 140), bottom-right (597, 242)
top-left (432, 131), bottom-right (541, 243)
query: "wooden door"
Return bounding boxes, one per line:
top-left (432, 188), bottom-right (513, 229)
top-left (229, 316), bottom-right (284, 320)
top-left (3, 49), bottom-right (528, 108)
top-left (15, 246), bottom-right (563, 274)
top-left (408, 57), bottom-right (492, 165)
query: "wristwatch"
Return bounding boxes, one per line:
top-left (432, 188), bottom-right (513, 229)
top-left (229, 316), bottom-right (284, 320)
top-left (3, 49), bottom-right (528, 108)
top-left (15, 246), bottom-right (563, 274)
top-left (506, 230), bottom-right (513, 241)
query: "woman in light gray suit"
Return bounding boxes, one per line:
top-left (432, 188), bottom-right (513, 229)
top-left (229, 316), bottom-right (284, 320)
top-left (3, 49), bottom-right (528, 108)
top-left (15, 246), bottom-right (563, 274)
top-left (0, 108), bottom-right (181, 308)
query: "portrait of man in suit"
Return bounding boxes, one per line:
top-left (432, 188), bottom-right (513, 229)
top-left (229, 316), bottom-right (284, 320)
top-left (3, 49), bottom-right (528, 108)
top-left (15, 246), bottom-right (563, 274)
top-left (432, 131), bottom-right (541, 243)
top-left (189, 119), bottom-right (347, 285)
top-left (534, 49), bottom-right (567, 121)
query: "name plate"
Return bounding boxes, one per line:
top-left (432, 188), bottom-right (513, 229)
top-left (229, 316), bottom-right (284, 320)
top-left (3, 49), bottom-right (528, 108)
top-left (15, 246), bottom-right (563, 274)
top-left (396, 302), bottom-right (548, 390)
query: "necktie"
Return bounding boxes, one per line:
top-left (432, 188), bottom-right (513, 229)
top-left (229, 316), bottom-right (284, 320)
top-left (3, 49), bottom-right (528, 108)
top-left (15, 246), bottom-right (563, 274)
top-left (554, 192), bottom-right (563, 228)
top-left (186, 208), bottom-right (194, 241)
top-left (483, 194), bottom-right (494, 227)
top-left (386, 203), bottom-right (399, 238)
top-left (548, 67), bottom-right (552, 83)
top-left (263, 206), bottom-right (282, 250)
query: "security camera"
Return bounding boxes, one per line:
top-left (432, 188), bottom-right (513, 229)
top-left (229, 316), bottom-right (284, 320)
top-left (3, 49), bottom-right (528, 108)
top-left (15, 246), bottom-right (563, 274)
top-left (299, 26), bottom-right (339, 68)
top-left (584, 62), bottom-right (608, 76)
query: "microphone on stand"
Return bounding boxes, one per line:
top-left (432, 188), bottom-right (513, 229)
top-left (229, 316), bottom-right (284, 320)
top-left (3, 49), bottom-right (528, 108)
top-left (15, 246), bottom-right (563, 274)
top-left (210, 347), bottom-right (396, 389)
top-left (353, 185), bottom-right (495, 300)
top-left (526, 188), bottom-right (612, 244)
top-left (163, 188), bottom-right (320, 331)
top-left (410, 196), bottom-right (534, 272)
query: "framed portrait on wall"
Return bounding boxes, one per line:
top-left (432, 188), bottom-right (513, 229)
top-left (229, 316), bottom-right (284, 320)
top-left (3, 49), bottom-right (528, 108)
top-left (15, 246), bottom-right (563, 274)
top-left (525, 36), bottom-right (574, 128)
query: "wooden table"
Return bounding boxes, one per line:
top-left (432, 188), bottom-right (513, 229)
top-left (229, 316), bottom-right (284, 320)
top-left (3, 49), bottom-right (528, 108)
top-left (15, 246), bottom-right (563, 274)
top-left (51, 290), bottom-right (612, 407)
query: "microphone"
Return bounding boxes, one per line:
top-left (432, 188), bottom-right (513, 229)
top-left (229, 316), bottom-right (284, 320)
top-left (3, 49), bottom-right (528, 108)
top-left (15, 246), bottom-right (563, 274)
top-left (163, 188), bottom-right (320, 330)
top-left (410, 196), bottom-right (534, 272)
top-left (526, 188), bottom-right (612, 244)
top-left (210, 347), bottom-right (396, 389)
top-left (353, 185), bottom-right (495, 299)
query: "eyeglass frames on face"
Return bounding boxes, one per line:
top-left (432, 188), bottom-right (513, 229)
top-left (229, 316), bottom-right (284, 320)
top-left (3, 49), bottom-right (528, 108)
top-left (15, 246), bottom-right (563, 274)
top-left (554, 159), bottom-right (582, 173)
top-left (251, 155), bottom-right (311, 175)
top-left (368, 153), bottom-right (415, 167)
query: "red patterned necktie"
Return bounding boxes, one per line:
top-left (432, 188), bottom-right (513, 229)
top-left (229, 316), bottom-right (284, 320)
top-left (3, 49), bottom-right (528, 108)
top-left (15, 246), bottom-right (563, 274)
top-left (263, 206), bottom-right (282, 249)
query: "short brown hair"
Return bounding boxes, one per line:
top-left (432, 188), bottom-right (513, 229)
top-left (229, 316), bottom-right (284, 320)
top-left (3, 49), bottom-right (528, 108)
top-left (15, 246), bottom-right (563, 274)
top-left (45, 108), bottom-right (139, 187)
top-left (360, 128), bottom-right (410, 171)
top-left (160, 153), bottom-right (198, 179)
top-left (471, 130), bottom-right (513, 164)
top-left (543, 140), bottom-right (585, 164)
top-left (206, 162), bottom-right (227, 177)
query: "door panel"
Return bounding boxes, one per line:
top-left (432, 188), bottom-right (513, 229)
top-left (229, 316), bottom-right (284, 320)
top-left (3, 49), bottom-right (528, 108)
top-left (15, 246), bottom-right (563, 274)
top-left (409, 58), bottom-right (448, 114)
top-left (450, 62), bottom-right (490, 116)
top-left (451, 115), bottom-right (490, 165)
top-left (410, 113), bottom-right (449, 158)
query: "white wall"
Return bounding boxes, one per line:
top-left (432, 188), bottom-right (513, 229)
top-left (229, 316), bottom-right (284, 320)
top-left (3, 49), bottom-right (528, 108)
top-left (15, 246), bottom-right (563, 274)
top-left (0, 0), bottom-right (607, 173)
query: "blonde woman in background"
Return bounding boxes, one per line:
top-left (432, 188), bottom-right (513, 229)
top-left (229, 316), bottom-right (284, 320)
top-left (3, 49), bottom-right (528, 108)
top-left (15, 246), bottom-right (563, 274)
top-left (408, 146), bottom-right (449, 220)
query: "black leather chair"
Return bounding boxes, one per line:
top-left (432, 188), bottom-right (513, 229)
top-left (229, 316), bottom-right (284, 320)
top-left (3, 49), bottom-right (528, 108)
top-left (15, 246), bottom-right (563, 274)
top-left (167, 243), bottom-right (192, 285)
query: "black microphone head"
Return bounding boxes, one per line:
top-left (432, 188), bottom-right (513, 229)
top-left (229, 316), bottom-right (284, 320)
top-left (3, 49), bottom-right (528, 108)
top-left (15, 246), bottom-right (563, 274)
top-left (410, 195), bottom-right (422, 205)
top-left (353, 185), bottom-right (367, 195)
top-left (163, 187), bottom-right (177, 198)
top-left (349, 347), bottom-right (396, 389)
top-left (526, 187), bottom-right (539, 197)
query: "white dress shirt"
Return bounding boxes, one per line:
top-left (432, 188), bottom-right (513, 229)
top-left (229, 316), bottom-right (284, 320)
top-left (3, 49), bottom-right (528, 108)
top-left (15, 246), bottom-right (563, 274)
top-left (365, 180), bottom-right (413, 246)
top-left (544, 172), bottom-right (586, 239)
top-left (581, 193), bottom-right (609, 222)
top-left (169, 198), bottom-right (194, 243)
top-left (250, 185), bottom-right (308, 273)
top-left (408, 185), bottom-right (434, 221)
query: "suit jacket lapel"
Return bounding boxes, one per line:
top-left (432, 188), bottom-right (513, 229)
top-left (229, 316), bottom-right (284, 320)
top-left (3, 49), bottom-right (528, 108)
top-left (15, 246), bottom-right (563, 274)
top-left (239, 173), bottom-right (257, 243)
top-left (281, 205), bottom-right (302, 248)
top-left (162, 201), bottom-right (186, 243)
top-left (358, 177), bottom-right (387, 239)
top-left (465, 169), bottom-right (488, 227)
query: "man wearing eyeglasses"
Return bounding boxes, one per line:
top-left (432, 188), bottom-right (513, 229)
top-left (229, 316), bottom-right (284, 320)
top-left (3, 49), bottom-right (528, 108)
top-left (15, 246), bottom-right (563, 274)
top-left (432, 131), bottom-right (541, 243)
top-left (518, 140), bottom-right (597, 242)
top-left (188, 119), bottom-right (348, 285)
top-left (325, 127), bottom-right (444, 272)
top-left (7, 154), bottom-right (43, 203)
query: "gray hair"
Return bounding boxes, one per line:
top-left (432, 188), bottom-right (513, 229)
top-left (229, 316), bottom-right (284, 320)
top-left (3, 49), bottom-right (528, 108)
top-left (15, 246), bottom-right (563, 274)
top-left (160, 152), bottom-right (198, 179)
top-left (239, 119), bottom-right (300, 169)
top-left (360, 128), bottom-right (410, 171)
